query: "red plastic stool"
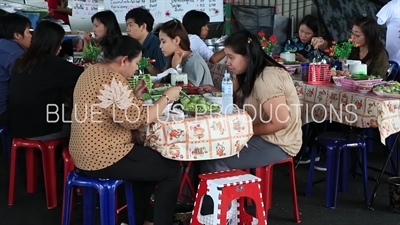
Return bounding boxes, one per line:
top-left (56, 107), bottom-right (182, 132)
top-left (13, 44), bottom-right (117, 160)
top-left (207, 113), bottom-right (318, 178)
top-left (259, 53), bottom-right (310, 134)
top-left (190, 169), bottom-right (267, 225)
top-left (8, 138), bottom-right (65, 209)
top-left (251, 157), bottom-right (301, 223)
top-left (62, 147), bottom-right (75, 223)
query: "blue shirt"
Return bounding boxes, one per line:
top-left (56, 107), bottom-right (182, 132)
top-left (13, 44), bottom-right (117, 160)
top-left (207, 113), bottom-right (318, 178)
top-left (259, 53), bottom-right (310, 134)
top-left (283, 36), bottom-right (328, 61)
top-left (0, 39), bottom-right (25, 114)
top-left (142, 32), bottom-right (167, 71)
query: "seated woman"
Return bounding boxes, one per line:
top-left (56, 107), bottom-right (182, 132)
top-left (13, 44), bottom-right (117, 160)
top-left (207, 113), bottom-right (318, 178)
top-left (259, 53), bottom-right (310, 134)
top-left (83, 10), bottom-right (122, 47)
top-left (200, 29), bottom-right (302, 172)
top-left (69, 35), bottom-right (182, 225)
top-left (182, 10), bottom-right (225, 63)
top-left (284, 15), bottom-right (329, 62)
top-left (9, 20), bottom-right (83, 140)
top-left (348, 16), bottom-right (389, 78)
top-left (159, 19), bottom-right (213, 86)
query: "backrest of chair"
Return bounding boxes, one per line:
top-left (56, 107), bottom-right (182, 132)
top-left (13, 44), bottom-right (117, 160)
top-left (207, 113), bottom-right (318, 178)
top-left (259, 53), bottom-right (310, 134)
top-left (387, 60), bottom-right (400, 81)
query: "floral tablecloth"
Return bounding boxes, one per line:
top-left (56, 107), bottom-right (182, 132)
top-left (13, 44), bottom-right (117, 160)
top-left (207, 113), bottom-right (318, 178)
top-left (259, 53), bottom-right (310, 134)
top-left (133, 110), bottom-right (254, 161)
top-left (292, 75), bottom-right (400, 145)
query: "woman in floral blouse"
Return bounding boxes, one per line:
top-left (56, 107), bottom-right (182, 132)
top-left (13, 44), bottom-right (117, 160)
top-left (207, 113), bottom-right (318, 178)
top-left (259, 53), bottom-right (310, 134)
top-left (284, 15), bottom-right (329, 62)
top-left (69, 35), bottom-right (182, 225)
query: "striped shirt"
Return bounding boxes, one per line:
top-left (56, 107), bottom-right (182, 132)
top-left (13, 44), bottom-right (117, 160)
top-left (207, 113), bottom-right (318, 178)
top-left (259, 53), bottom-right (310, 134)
top-left (142, 32), bottom-right (167, 71)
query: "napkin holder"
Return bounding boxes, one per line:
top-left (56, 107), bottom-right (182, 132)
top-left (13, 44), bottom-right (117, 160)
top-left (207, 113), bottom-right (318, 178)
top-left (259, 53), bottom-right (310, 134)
top-left (349, 64), bottom-right (367, 75)
top-left (280, 52), bottom-right (296, 61)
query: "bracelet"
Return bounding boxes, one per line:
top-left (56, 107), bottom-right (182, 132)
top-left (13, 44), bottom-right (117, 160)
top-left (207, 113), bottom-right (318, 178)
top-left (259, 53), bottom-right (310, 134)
top-left (161, 94), bottom-right (170, 104)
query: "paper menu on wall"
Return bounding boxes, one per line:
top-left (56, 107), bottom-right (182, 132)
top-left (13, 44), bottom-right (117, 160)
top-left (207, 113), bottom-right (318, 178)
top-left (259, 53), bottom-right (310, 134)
top-left (103, 0), bottom-right (165, 24)
top-left (72, 0), bottom-right (99, 18)
top-left (103, 0), bottom-right (223, 24)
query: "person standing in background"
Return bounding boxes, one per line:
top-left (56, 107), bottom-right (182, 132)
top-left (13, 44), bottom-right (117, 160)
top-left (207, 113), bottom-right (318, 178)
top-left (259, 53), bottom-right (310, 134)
top-left (47, 0), bottom-right (73, 57)
top-left (376, 0), bottom-right (400, 65)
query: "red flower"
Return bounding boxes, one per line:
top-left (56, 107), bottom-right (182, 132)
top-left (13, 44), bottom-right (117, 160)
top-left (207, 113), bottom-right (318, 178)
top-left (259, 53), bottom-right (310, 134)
top-left (331, 40), bottom-right (336, 44)
top-left (268, 35), bottom-right (277, 43)
top-left (148, 59), bottom-right (156, 63)
top-left (261, 40), bottom-right (267, 47)
top-left (166, 10), bottom-right (170, 17)
top-left (258, 31), bottom-right (265, 38)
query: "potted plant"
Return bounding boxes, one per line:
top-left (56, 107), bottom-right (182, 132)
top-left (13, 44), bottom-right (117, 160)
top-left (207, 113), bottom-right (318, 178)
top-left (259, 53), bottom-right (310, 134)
top-left (326, 39), bottom-right (357, 70)
top-left (258, 31), bottom-right (277, 56)
top-left (82, 42), bottom-right (102, 64)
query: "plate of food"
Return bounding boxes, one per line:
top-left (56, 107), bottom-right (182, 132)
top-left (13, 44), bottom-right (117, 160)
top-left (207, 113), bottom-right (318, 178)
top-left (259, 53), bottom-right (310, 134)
top-left (373, 81), bottom-right (400, 98)
top-left (179, 95), bottom-right (220, 114)
top-left (203, 92), bottom-right (222, 105)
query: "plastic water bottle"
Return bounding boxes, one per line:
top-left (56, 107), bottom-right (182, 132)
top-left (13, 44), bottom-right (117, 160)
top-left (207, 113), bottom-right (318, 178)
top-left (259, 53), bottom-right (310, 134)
top-left (221, 70), bottom-right (233, 114)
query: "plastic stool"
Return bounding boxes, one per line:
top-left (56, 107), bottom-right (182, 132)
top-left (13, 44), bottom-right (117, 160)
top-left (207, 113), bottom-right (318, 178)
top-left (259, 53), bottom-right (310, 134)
top-left (62, 171), bottom-right (135, 225)
top-left (61, 148), bottom-right (76, 224)
top-left (306, 132), bottom-right (369, 208)
top-left (8, 138), bottom-right (65, 209)
top-left (190, 169), bottom-right (267, 225)
top-left (252, 157), bottom-right (301, 222)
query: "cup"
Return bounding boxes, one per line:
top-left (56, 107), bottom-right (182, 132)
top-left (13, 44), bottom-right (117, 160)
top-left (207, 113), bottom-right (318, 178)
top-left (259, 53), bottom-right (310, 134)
top-left (301, 63), bottom-right (309, 81)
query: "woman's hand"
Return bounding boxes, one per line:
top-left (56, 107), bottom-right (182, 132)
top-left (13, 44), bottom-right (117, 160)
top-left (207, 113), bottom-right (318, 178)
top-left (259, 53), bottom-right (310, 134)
top-left (133, 80), bottom-right (147, 99)
top-left (311, 37), bottom-right (325, 49)
top-left (163, 86), bottom-right (182, 102)
top-left (295, 53), bottom-right (307, 62)
top-left (198, 85), bottom-right (220, 94)
top-left (171, 51), bottom-right (185, 69)
top-left (83, 31), bottom-right (92, 42)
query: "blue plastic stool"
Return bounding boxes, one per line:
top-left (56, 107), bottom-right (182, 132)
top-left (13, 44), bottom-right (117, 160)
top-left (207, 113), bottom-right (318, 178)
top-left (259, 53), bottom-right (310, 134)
top-left (0, 126), bottom-right (11, 163)
top-left (62, 170), bottom-right (136, 225)
top-left (305, 132), bottom-right (369, 208)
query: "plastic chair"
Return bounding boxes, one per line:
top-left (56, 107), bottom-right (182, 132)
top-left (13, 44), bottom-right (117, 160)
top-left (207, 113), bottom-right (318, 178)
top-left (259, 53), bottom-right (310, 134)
top-left (62, 171), bottom-right (135, 225)
top-left (387, 60), bottom-right (400, 81)
top-left (306, 132), bottom-right (369, 208)
top-left (8, 138), bottom-right (65, 209)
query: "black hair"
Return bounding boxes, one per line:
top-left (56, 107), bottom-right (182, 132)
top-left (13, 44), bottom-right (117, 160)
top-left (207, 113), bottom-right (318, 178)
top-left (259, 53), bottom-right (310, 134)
top-left (182, 10), bottom-right (210, 36)
top-left (0, 13), bottom-right (31, 39)
top-left (352, 16), bottom-right (387, 63)
top-left (298, 14), bottom-right (319, 35)
top-left (13, 20), bottom-right (65, 73)
top-left (224, 29), bottom-right (286, 98)
top-left (91, 10), bottom-right (122, 38)
top-left (125, 7), bottom-right (154, 32)
top-left (100, 35), bottom-right (142, 62)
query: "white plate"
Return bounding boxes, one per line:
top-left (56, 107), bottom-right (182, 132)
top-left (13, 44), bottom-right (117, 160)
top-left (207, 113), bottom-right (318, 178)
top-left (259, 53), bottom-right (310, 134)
top-left (203, 93), bottom-right (222, 105)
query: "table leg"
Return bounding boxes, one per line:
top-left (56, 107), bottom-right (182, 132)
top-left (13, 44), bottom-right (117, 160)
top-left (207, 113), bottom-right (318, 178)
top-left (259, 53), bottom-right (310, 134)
top-left (368, 133), bottom-right (400, 210)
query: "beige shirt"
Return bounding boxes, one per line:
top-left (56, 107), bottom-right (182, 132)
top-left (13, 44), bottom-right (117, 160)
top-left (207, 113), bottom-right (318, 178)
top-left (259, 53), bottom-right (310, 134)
top-left (69, 65), bottom-right (148, 171)
top-left (240, 66), bottom-right (302, 156)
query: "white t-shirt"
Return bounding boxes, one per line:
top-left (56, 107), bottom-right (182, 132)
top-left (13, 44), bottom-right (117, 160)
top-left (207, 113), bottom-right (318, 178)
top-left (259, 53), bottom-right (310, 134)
top-left (376, 0), bottom-right (400, 64)
top-left (188, 34), bottom-right (214, 62)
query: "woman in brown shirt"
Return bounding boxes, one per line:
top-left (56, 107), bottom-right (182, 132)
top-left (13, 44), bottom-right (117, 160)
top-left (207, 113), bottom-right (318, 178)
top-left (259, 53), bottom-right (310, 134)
top-left (199, 29), bottom-right (303, 173)
top-left (69, 35), bottom-right (182, 225)
top-left (348, 16), bottom-right (389, 78)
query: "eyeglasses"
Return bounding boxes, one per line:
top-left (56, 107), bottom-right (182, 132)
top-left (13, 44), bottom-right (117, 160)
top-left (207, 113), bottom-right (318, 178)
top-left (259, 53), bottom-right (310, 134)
top-left (350, 31), bottom-right (363, 38)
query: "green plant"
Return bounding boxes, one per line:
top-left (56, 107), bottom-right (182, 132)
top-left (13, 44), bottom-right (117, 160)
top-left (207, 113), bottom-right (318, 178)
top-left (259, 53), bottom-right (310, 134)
top-left (82, 42), bottom-right (102, 62)
top-left (327, 39), bottom-right (357, 60)
top-left (137, 57), bottom-right (155, 74)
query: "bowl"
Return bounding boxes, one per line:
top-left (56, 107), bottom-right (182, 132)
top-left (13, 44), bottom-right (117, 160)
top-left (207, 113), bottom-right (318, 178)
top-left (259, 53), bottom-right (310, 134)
top-left (203, 93), bottom-right (222, 105)
top-left (332, 76), bottom-right (344, 86)
top-left (357, 82), bottom-right (373, 92)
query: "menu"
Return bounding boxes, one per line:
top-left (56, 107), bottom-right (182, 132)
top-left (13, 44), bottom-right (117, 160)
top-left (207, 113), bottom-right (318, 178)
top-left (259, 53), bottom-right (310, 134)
top-left (72, 0), bottom-right (99, 18)
top-left (103, 0), bottom-right (223, 24)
